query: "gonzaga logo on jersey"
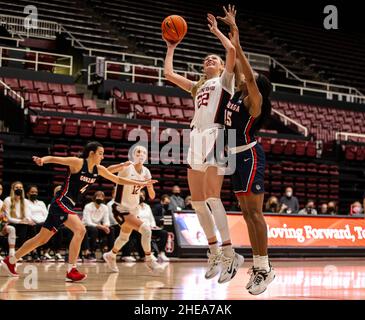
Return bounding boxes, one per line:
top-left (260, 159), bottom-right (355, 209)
top-left (80, 176), bottom-right (96, 184)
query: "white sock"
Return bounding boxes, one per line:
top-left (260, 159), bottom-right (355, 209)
top-left (253, 255), bottom-right (260, 268)
top-left (209, 242), bottom-right (219, 255)
top-left (9, 256), bottom-right (17, 264)
top-left (110, 249), bottom-right (117, 256)
top-left (221, 244), bottom-right (235, 258)
top-left (68, 263), bottom-right (76, 272)
top-left (9, 248), bottom-right (15, 256)
top-left (256, 255), bottom-right (270, 272)
top-left (145, 254), bottom-right (152, 262)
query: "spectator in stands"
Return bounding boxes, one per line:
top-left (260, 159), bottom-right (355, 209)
top-left (107, 189), bottom-right (136, 262)
top-left (265, 196), bottom-right (279, 213)
top-left (26, 185), bottom-right (48, 261)
top-left (363, 192), bottom-right (365, 215)
top-left (298, 200), bottom-right (318, 215)
top-left (185, 195), bottom-right (193, 210)
top-left (133, 191), bottom-right (169, 262)
top-left (279, 187), bottom-right (299, 213)
top-left (327, 201), bottom-right (338, 215)
top-left (0, 184), bottom-right (3, 210)
top-left (0, 212), bottom-right (16, 259)
top-left (169, 185), bottom-right (185, 212)
top-left (82, 191), bottom-right (114, 261)
top-left (2, 182), bottom-right (34, 250)
top-left (152, 194), bottom-right (171, 227)
top-left (350, 201), bottom-right (364, 216)
top-left (319, 203), bottom-right (328, 215)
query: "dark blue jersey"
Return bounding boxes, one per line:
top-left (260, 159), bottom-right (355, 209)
top-left (57, 159), bottom-right (98, 205)
top-left (220, 91), bottom-right (260, 146)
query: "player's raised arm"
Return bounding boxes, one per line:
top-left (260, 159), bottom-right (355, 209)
top-left (218, 5), bottom-right (262, 116)
top-left (163, 39), bottom-right (194, 92)
top-left (207, 13), bottom-right (236, 73)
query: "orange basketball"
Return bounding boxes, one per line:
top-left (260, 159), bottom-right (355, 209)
top-left (161, 15), bottom-right (187, 43)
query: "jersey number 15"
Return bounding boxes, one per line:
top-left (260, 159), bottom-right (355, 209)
top-left (224, 110), bottom-right (232, 126)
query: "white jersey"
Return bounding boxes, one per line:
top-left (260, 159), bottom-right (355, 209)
top-left (191, 69), bottom-right (235, 130)
top-left (114, 164), bottom-right (151, 212)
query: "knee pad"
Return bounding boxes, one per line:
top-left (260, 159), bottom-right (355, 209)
top-left (191, 200), bottom-right (216, 239)
top-left (7, 225), bottom-right (16, 245)
top-left (138, 223), bottom-right (152, 253)
top-left (114, 231), bottom-right (130, 251)
top-left (206, 198), bottom-right (231, 243)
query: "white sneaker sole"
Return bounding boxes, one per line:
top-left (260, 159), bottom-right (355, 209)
top-left (1, 261), bottom-right (19, 277)
top-left (103, 253), bottom-right (119, 273)
top-left (205, 268), bottom-right (220, 279)
top-left (248, 272), bottom-right (276, 295)
top-left (218, 254), bottom-right (245, 284)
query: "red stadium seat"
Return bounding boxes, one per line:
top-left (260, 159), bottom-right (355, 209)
top-left (19, 79), bottom-right (36, 92)
top-left (79, 120), bottom-right (94, 138)
top-left (83, 99), bottom-right (97, 109)
top-left (110, 123), bottom-right (124, 141)
top-left (167, 96), bottom-right (183, 106)
top-left (68, 96), bottom-right (83, 108)
top-left (157, 106), bottom-right (171, 118)
top-left (48, 117), bottom-right (63, 135)
top-left (4, 78), bottom-right (21, 91)
top-left (48, 83), bottom-right (64, 95)
top-left (182, 109), bottom-right (194, 120)
top-left (62, 84), bottom-right (78, 96)
top-left (33, 81), bottom-right (49, 93)
top-left (139, 93), bottom-right (158, 105)
top-left (94, 121), bottom-right (109, 139)
top-left (283, 141), bottom-right (296, 156)
top-left (64, 118), bottom-right (79, 137)
top-left (31, 116), bottom-right (49, 135)
top-left (154, 95), bottom-right (171, 107)
top-left (53, 95), bottom-right (69, 108)
top-left (170, 107), bottom-right (184, 119)
top-left (39, 93), bottom-right (57, 109)
top-left (103, 147), bottom-right (115, 160)
top-left (143, 105), bottom-right (158, 117)
top-left (272, 140), bottom-right (285, 155)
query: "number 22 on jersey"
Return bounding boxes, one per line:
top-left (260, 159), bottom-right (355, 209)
top-left (197, 92), bottom-right (209, 109)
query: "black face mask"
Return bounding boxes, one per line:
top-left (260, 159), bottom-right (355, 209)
top-left (29, 194), bottom-right (38, 201)
top-left (163, 204), bottom-right (170, 210)
top-left (95, 199), bottom-right (103, 205)
top-left (140, 197), bottom-right (145, 204)
top-left (14, 189), bottom-right (23, 196)
top-left (173, 192), bottom-right (180, 197)
top-left (270, 203), bottom-right (277, 208)
top-left (327, 207), bottom-right (335, 213)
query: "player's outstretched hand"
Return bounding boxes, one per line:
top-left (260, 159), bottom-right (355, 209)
top-left (207, 13), bottom-right (220, 35)
top-left (33, 156), bottom-right (44, 166)
top-left (142, 179), bottom-right (158, 187)
top-left (217, 4), bottom-right (237, 27)
top-left (163, 36), bottom-right (181, 49)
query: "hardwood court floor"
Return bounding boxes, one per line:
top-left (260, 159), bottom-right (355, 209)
top-left (0, 258), bottom-right (364, 300)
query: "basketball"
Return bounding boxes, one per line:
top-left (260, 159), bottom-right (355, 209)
top-left (161, 15), bottom-right (187, 43)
